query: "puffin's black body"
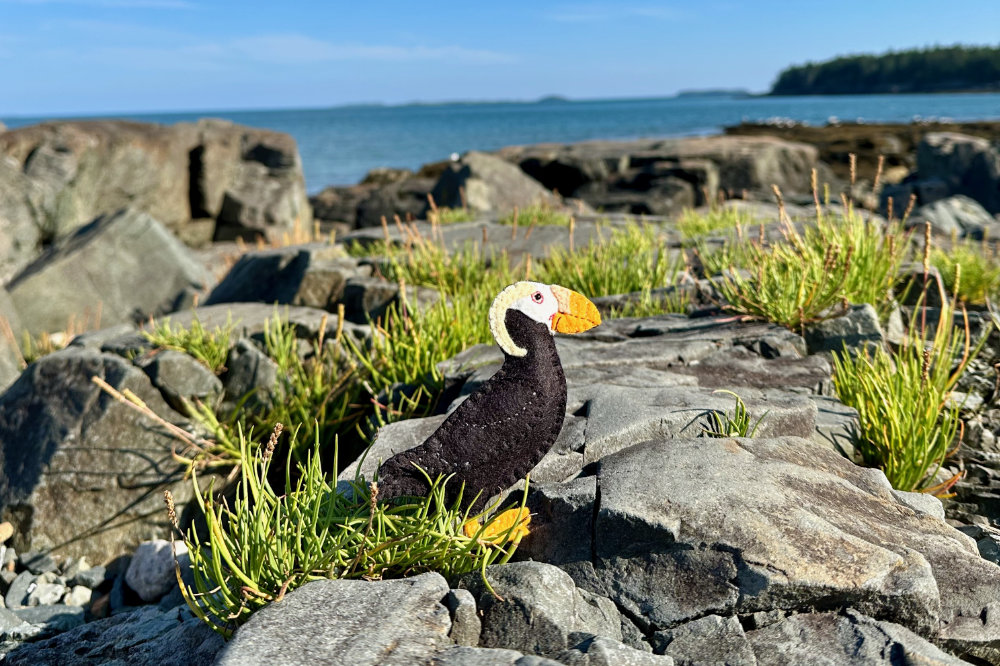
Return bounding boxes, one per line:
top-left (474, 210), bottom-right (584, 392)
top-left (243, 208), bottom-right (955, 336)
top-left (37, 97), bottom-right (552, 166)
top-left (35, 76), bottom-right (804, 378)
top-left (377, 309), bottom-right (567, 512)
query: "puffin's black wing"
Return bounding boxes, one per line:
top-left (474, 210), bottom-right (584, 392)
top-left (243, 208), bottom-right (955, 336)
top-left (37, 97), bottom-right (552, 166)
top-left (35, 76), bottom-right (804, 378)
top-left (377, 311), bottom-right (566, 511)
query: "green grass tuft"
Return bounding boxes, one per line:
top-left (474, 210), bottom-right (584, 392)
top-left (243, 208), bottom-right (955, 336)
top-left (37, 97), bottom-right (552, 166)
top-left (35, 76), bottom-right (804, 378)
top-left (498, 204), bottom-right (572, 227)
top-left (177, 425), bottom-right (528, 638)
top-left (702, 390), bottom-right (767, 438)
top-left (712, 211), bottom-right (908, 330)
top-left (931, 239), bottom-right (1000, 305)
top-left (832, 297), bottom-right (986, 492)
top-left (144, 315), bottom-right (235, 374)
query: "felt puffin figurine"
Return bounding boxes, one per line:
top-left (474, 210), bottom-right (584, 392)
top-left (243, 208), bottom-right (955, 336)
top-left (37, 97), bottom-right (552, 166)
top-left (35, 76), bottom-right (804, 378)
top-left (376, 281), bottom-right (601, 539)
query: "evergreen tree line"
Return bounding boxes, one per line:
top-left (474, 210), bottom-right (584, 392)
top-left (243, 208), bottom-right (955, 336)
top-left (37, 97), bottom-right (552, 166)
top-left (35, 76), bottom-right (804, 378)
top-left (770, 45), bottom-right (1000, 95)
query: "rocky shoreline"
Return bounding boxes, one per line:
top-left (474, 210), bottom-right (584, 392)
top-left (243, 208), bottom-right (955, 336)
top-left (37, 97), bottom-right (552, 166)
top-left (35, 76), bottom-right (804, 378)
top-left (0, 118), bottom-right (999, 664)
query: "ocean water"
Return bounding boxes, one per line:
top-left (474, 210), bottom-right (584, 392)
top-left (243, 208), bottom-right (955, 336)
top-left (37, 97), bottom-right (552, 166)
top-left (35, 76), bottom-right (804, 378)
top-left (4, 93), bottom-right (1000, 193)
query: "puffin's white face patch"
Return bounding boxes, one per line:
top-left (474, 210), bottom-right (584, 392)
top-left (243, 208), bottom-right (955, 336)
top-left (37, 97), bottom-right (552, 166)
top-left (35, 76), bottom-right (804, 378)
top-left (489, 281), bottom-right (555, 357)
top-left (510, 284), bottom-right (559, 334)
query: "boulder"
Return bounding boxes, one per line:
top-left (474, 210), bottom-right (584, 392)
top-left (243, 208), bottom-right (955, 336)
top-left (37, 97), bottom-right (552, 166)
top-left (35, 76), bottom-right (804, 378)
top-left (311, 183), bottom-right (373, 227)
top-left (0, 119), bottom-right (311, 278)
top-left (217, 573), bottom-right (452, 665)
top-left (803, 303), bottom-right (884, 354)
top-left (355, 175), bottom-right (437, 227)
top-left (339, 275), bottom-right (442, 324)
top-left (745, 610), bottom-right (969, 666)
top-left (135, 350), bottom-right (223, 414)
top-left (909, 194), bottom-right (999, 238)
top-left (565, 436), bottom-right (1000, 656)
top-left (917, 132), bottom-right (1000, 214)
top-left (499, 135), bottom-right (826, 207)
top-left (0, 346), bottom-right (199, 561)
top-left (5, 208), bottom-right (209, 336)
top-left (460, 562), bottom-right (623, 659)
top-left (2, 604), bottom-right (224, 665)
top-left (205, 243), bottom-right (369, 310)
top-left (430, 151), bottom-right (561, 214)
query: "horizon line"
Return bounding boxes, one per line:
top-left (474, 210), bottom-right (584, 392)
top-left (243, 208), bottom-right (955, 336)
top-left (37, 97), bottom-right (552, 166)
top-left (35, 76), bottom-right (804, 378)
top-left (0, 90), bottom-right (765, 122)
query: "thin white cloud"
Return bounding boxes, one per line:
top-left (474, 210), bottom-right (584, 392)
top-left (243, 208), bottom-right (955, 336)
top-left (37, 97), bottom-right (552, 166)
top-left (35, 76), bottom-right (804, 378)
top-left (230, 34), bottom-right (516, 65)
top-left (546, 4), bottom-right (682, 22)
top-left (55, 32), bottom-right (516, 70)
top-left (1, 0), bottom-right (194, 8)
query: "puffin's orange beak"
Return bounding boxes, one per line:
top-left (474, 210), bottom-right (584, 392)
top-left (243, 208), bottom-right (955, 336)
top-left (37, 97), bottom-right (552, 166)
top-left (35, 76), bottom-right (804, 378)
top-left (549, 285), bottom-right (601, 334)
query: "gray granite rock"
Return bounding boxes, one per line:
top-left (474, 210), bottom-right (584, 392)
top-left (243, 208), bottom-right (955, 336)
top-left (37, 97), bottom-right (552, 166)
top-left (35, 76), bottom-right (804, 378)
top-left (221, 338), bottom-right (279, 411)
top-left (0, 346), bottom-right (198, 562)
top-left (911, 194), bottom-right (997, 238)
top-left (205, 243), bottom-right (367, 309)
top-left (3, 604), bottom-right (223, 665)
top-left (655, 615), bottom-right (753, 665)
top-left (917, 132), bottom-right (1000, 215)
top-left (12, 604), bottom-right (84, 633)
top-left (125, 540), bottom-right (186, 603)
top-left (803, 303), bottom-right (884, 354)
top-left (430, 646), bottom-right (564, 665)
top-left (3, 572), bottom-right (34, 609)
top-left (6, 208), bottom-right (210, 336)
top-left (558, 634), bottom-right (674, 665)
top-left (70, 564), bottom-right (107, 590)
top-left (746, 610), bottom-right (969, 665)
top-left (461, 562), bottom-right (623, 659)
top-left (430, 150), bottom-right (561, 214)
top-left (445, 588), bottom-right (481, 647)
top-left (135, 349), bottom-right (223, 413)
top-left (218, 573), bottom-right (452, 666)
top-left (581, 436), bottom-right (1000, 656)
top-left (581, 386), bottom-right (816, 463)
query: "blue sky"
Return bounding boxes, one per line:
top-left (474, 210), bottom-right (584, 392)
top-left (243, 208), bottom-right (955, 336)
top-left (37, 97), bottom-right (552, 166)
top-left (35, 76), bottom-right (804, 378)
top-left (1, 0), bottom-right (999, 117)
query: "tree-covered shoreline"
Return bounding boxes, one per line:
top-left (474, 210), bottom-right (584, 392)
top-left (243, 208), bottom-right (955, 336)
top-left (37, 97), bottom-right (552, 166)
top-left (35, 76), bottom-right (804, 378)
top-left (770, 45), bottom-right (1000, 95)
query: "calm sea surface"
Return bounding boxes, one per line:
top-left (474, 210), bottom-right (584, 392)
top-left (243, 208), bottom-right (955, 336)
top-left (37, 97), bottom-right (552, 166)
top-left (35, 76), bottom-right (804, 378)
top-left (4, 94), bottom-right (1000, 193)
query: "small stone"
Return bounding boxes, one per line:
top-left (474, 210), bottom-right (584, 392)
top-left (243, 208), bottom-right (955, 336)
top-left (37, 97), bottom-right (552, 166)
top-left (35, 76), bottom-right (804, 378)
top-left (20, 552), bottom-right (58, 575)
top-left (60, 557), bottom-right (90, 581)
top-left (4, 571), bottom-right (35, 609)
top-left (2, 545), bottom-right (16, 568)
top-left (62, 586), bottom-right (93, 607)
top-left (125, 540), bottom-right (187, 603)
top-left (0, 522), bottom-right (13, 544)
top-left (70, 565), bottom-right (107, 590)
top-left (444, 588), bottom-right (480, 647)
top-left (0, 569), bottom-right (18, 594)
top-left (27, 582), bottom-right (65, 607)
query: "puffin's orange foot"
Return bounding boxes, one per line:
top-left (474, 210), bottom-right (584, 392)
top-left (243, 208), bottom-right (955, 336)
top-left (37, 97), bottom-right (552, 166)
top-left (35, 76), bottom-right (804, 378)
top-left (463, 508), bottom-right (531, 543)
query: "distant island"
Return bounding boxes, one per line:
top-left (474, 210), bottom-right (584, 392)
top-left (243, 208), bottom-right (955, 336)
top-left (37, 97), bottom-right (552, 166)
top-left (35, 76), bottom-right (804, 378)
top-left (770, 44), bottom-right (1000, 95)
top-left (675, 89), bottom-right (752, 98)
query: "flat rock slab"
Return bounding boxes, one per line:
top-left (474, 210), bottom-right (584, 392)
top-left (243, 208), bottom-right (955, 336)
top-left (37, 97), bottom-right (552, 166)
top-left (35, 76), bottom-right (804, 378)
top-left (165, 302), bottom-right (370, 342)
top-left (582, 387), bottom-right (817, 463)
top-left (587, 436), bottom-right (1000, 654)
top-left (218, 572), bottom-right (452, 666)
top-left (3, 604), bottom-right (224, 665)
top-left (6, 208), bottom-right (209, 336)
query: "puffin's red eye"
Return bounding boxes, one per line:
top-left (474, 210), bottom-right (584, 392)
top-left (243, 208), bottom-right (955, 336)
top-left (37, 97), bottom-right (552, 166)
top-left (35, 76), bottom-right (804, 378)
top-left (532, 291), bottom-right (544, 303)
